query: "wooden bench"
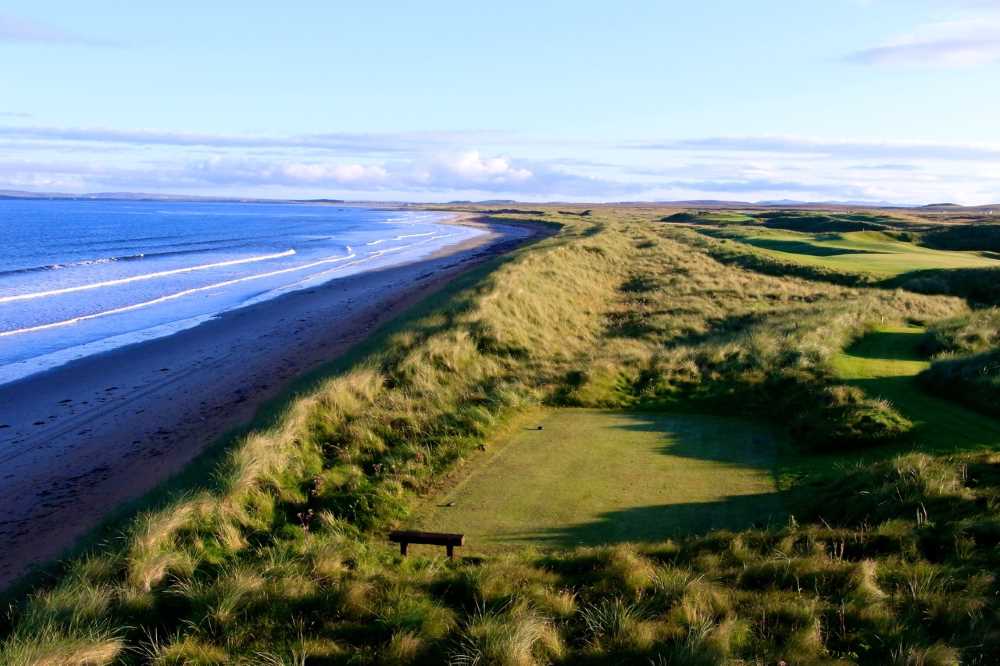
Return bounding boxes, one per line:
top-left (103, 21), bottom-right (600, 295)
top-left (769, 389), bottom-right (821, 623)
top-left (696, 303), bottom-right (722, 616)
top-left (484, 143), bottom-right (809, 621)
top-left (389, 530), bottom-right (465, 559)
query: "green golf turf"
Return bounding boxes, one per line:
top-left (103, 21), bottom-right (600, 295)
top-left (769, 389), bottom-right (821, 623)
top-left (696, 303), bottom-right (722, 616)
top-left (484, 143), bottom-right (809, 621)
top-left (410, 409), bottom-right (784, 551)
top-left (721, 228), bottom-right (999, 277)
top-left (832, 325), bottom-right (1000, 454)
top-left (779, 325), bottom-right (1000, 484)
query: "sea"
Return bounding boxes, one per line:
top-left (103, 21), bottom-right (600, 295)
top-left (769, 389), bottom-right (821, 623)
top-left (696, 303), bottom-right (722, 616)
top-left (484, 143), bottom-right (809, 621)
top-left (0, 199), bottom-right (482, 387)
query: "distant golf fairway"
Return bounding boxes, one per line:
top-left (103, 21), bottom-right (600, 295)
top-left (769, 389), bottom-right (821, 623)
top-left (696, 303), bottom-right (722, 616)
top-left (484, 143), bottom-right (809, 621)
top-left (832, 325), bottom-right (1000, 456)
top-left (713, 228), bottom-right (1000, 277)
top-left (410, 410), bottom-right (784, 551)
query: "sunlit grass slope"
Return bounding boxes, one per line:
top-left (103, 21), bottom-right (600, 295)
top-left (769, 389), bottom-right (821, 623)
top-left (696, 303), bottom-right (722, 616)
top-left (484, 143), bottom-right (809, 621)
top-left (412, 409), bottom-right (783, 550)
top-left (707, 228), bottom-right (999, 277)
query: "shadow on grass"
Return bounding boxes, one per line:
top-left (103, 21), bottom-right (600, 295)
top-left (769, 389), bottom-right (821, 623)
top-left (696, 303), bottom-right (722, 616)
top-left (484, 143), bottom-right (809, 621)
top-left (837, 328), bottom-right (1000, 458)
top-left (607, 415), bottom-right (779, 469)
top-left (883, 266), bottom-right (1000, 307)
top-left (775, 328), bottom-right (1000, 488)
top-left (744, 238), bottom-right (873, 257)
top-left (497, 493), bottom-right (787, 548)
top-left (840, 328), bottom-right (926, 363)
top-left (469, 411), bottom-right (787, 548)
top-left (852, 374), bottom-right (1000, 452)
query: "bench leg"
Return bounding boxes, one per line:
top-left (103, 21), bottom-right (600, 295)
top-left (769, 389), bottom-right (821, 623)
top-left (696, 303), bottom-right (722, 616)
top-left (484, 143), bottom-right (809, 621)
top-left (400, 542), bottom-right (408, 557)
top-left (446, 545), bottom-right (454, 559)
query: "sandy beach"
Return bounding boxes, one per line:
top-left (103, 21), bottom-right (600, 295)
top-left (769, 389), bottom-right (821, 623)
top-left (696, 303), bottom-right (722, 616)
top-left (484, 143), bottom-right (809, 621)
top-left (0, 216), bottom-right (541, 589)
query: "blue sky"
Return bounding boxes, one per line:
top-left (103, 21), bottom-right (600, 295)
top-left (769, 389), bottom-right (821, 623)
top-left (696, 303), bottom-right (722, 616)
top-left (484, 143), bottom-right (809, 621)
top-left (2, 1), bottom-right (999, 203)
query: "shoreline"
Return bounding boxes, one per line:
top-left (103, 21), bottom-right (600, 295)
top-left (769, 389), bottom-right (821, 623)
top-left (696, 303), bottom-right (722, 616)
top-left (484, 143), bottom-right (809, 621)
top-left (0, 207), bottom-right (470, 387)
top-left (0, 214), bottom-right (543, 589)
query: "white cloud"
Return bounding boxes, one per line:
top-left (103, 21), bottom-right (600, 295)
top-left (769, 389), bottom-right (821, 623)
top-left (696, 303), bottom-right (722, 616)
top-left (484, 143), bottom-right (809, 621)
top-left (414, 151), bottom-right (533, 186)
top-left (847, 12), bottom-right (1000, 66)
top-left (288, 163), bottom-right (389, 184)
top-left (181, 152), bottom-right (629, 197)
top-left (183, 157), bottom-right (390, 187)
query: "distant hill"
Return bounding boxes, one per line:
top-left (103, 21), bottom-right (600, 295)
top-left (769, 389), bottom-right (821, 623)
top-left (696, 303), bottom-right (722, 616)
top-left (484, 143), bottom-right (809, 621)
top-left (0, 189), bottom-right (76, 199)
top-left (920, 203), bottom-right (999, 213)
top-left (655, 199), bottom-right (753, 207)
top-left (759, 199), bottom-right (905, 208)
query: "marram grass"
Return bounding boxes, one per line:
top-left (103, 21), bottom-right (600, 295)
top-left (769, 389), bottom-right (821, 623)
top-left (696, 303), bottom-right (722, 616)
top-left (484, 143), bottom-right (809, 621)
top-left (3, 207), bottom-right (998, 665)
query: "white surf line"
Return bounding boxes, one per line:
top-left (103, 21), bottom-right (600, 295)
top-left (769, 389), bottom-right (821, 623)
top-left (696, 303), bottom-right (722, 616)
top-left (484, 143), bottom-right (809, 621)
top-left (0, 248), bottom-right (355, 338)
top-left (0, 249), bottom-right (297, 305)
top-left (366, 233), bottom-right (454, 256)
top-left (365, 231), bottom-right (437, 246)
top-left (270, 233), bottom-right (456, 294)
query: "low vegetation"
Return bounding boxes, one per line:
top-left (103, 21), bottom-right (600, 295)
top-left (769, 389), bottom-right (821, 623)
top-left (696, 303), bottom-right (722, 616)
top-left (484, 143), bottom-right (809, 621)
top-left (920, 223), bottom-right (1000, 253)
top-left (663, 209), bottom-right (898, 233)
top-left (920, 349), bottom-right (1000, 420)
top-left (923, 308), bottom-right (1000, 356)
top-left (3, 206), bottom-right (999, 664)
top-left (917, 308), bottom-right (1000, 420)
top-left (891, 266), bottom-right (1000, 307)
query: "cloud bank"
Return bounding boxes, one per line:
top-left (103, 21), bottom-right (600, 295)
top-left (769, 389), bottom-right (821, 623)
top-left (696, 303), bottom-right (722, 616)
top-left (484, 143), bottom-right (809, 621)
top-left (0, 125), bottom-right (998, 204)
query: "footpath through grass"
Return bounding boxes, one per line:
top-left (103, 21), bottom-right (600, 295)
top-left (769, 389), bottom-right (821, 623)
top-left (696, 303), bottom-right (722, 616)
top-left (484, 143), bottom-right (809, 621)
top-left (411, 409), bottom-right (783, 551)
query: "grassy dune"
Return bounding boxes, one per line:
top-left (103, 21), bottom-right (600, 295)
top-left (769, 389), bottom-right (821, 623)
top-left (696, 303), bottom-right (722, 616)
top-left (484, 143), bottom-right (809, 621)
top-left (412, 409), bottom-right (783, 550)
top-left (4, 206), bottom-right (1000, 664)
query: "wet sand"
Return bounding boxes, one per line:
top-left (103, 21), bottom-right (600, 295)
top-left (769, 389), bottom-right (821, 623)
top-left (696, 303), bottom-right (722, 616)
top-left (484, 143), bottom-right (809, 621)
top-left (0, 216), bottom-right (542, 589)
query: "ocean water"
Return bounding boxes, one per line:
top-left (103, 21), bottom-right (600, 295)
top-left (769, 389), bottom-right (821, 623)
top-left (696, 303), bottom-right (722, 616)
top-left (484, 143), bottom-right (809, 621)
top-left (0, 199), bottom-right (482, 386)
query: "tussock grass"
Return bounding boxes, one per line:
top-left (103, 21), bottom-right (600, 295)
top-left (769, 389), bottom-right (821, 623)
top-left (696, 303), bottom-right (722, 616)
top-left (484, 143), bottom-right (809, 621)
top-left (0, 624), bottom-right (123, 666)
top-left (450, 602), bottom-right (561, 666)
top-left (919, 309), bottom-right (1000, 418)
top-left (923, 308), bottom-right (1000, 356)
top-left (2, 207), bottom-right (996, 663)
